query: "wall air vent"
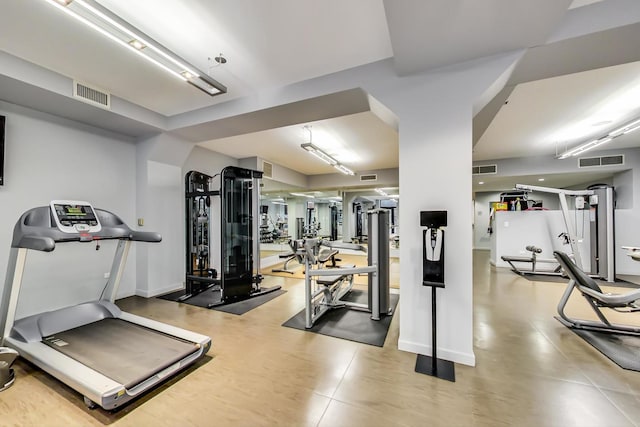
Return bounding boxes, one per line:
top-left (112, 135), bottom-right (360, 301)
top-left (578, 155), bottom-right (624, 168)
top-left (73, 81), bottom-right (111, 109)
top-left (360, 174), bottom-right (378, 182)
top-left (262, 161), bottom-right (273, 178)
top-left (472, 164), bottom-right (497, 175)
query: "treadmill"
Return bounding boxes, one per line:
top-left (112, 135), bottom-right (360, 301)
top-left (0, 201), bottom-right (211, 410)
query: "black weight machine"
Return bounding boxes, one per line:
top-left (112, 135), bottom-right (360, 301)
top-left (168, 166), bottom-right (281, 307)
top-left (330, 204), bottom-right (339, 241)
top-left (352, 202), bottom-right (368, 243)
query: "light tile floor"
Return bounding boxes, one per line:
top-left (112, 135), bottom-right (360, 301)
top-left (1, 250), bottom-right (639, 426)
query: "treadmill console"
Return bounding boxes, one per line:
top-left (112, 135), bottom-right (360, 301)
top-left (50, 200), bottom-right (102, 234)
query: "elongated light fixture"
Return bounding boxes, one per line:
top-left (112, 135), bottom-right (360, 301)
top-left (43, 0), bottom-right (226, 96)
top-left (558, 116), bottom-right (640, 159)
top-left (300, 125), bottom-right (355, 175)
top-left (334, 164), bottom-right (355, 176)
top-left (301, 142), bottom-right (338, 165)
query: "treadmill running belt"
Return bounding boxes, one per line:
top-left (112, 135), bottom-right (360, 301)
top-left (42, 318), bottom-right (198, 389)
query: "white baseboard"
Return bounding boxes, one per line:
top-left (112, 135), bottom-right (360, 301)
top-left (136, 282), bottom-right (183, 298)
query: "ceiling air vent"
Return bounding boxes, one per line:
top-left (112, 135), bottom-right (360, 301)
top-left (73, 81), bottom-right (111, 109)
top-left (360, 174), bottom-right (377, 182)
top-left (262, 161), bottom-right (273, 178)
top-left (472, 164), bottom-right (497, 175)
top-left (578, 155), bottom-right (624, 168)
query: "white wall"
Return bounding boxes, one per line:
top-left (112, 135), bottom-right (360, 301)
top-left (0, 101), bottom-right (138, 318)
top-left (184, 145), bottom-right (238, 177)
top-left (492, 210), bottom-right (591, 271)
top-left (474, 190), bottom-right (561, 250)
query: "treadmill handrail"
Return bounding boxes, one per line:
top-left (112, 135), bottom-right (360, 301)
top-left (11, 206), bottom-right (161, 251)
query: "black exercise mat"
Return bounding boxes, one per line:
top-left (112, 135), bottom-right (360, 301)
top-left (157, 288), bottom-right (195, 301)
top-left (570, 328), bottom-right (640, 371)
top-left (282, 290), bottom-right (399, 347)
top-left (212, 289), bottom-right (286, 315)
top-left (158, 286), bottom-right (285, 315)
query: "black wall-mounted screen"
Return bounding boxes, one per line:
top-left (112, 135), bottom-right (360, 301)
top-left (0, 115), bottom-right (5, 186)
top-left (420, 210), bottom-right (447, 228)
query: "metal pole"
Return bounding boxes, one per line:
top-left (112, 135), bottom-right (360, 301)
top-left (371, 211), bottom-right (380, 320)
top-left (304, 255), bottom-right (313, 329)
top-left (431, 286), bottom-right (437, 373)
top-left (558, 192), bottom-right (584, 270)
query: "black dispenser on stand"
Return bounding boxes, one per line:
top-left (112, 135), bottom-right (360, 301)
top-left (415, 210), bottom-right (455, 382)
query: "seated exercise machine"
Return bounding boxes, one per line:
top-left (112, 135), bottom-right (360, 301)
top-left (0, 201), bottom-right (211, 409)
top-left (271, 240), bottom-right (302, 274)
top-left (271, 238), bottom-right (339, 275)
top-left (299, 209), bottom-right (392, 329)
top-left (501, 244), bottom-right (563, 276)
top-left (554, 251), bottom-right (640, 335)
top-left (512, 184), bottom-right (616, 282)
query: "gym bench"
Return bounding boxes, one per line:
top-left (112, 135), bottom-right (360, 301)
top-left (501, 245), bottom-right (562, 275)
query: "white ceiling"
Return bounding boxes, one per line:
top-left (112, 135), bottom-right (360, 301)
top-left (0, 0), bottom-right (392, 116)
top-left (0, 0), bottom-right (639, 196)
top-left (474, 60), bottom-right (640, 161)
top-left (199, 111), bottom-right (398, 176)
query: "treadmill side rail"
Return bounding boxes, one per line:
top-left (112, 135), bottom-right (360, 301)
top-left (119, 312), bottom-right (211, 346)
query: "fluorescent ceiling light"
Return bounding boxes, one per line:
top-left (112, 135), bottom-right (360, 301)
top-left (43, 0), bottom-right (226, 97)
top-left (290, 192), bottom-right (314, 198)
top-left (301, 126), bottom-right (355, 175)
top-left (558, 136), bottom-right (612, 159)
top-left (558, 116), bottom-right (640, 159)
top-left (375, 188), bottom-right (388, 196)
top-left (334, 164), bottom-right (355, 176)
top-left (301, 143), bottom-right (338, 165)
top-left (608, 118), bottom-right (640, 137)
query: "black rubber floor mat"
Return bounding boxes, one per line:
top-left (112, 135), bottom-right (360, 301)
top-left (282, 290), bottom-right (399, 347)
top-left (212, 289), bottom-right (286, 315)
top-left (158, 286), bottom-right (285, 315)
top-left (571, 328), bottom-right (640, 371)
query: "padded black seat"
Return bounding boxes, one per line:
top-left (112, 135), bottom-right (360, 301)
top-left (553, 250), bottom-right (640, 335)
top-left (554, 251), bottom-right (640, 307)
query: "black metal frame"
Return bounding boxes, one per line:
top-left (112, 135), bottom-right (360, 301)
top-left (182, 166), bottom-right (277, 307)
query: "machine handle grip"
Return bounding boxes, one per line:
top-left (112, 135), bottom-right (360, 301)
top-left (16, 236), bottom-right (56, 252)
top-left (128, 231), bottom-right (162, 243)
